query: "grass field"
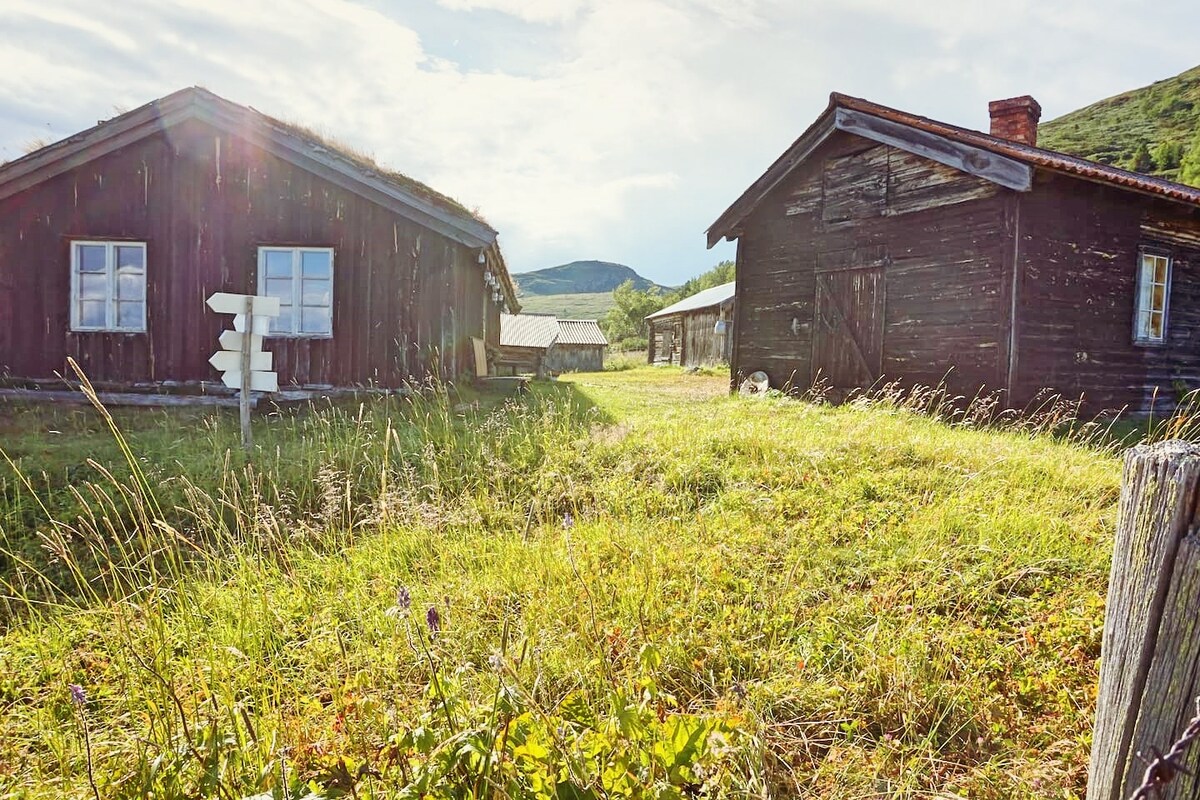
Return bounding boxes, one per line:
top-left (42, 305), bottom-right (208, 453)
top-left (0, 369), bottom-right (1122, 798)
top-left (515, 292), bottom-right (614, 319)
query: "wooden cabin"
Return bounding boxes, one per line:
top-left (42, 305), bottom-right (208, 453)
top-left (545, 319), bottom-right (607, 373)
top-left (0, 87), bottom-right (518, 394)
top-left (646, 281), bottom-right (735, 368)
top-left (497, 314), bottom-right (607, 375)
top-left (707, 93), bottom-right (1200, 413)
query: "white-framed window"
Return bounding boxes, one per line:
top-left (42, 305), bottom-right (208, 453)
top-left (70, 241), bottom-right (147, 332)
top-left (257, 247), bottom-right (334, 337)
top-left (1134, 249), bottom-right (1172, 344)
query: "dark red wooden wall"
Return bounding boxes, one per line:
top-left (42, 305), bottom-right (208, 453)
top-left (0, 118), bottom-right (498, 389)
top-left (732, 128), bottom-right (1200, 414)
top-left (732, 131), bottom-right (1010, 398)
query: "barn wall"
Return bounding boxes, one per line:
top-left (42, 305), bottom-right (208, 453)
top-left (0, 117), bottom-right (496, 388)
top-left (649, 318), bottom-right (682, 365)
top-left (1013, 173), bottom-right (1200, 413)
top-left (733, 131), bottom-right (1010, 396)
top-left (546, 345), bottom-right (604, 373)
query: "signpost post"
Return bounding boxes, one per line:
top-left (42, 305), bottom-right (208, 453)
top-left (206, 292), bottom-right (280, 450)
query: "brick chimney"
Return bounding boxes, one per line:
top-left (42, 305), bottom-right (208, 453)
top-left (988, 95), bottom-right (1042, 146)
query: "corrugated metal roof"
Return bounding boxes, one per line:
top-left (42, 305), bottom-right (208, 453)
top-left (646, 281), bottom-right (736, 320)
top-left (557, 319), bottom-right (608, 346)
top-left (500, 313), bottom-right (559, 349)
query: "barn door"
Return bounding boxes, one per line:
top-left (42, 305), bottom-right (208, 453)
top-left (812, 267), bottom-right (885, 390)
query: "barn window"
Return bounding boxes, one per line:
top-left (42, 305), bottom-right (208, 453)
top-left (257, 247), bottom-right (334, 337)
top-left (70, 241), bottom-right (147, 332)
top-left (1134, 250), bottom-right (1172, 344)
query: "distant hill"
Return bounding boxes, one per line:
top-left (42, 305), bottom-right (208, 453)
top-left (514, 260), bottom-right (669, 296)
top-left (1039, 64), bottom-right (1200, 185)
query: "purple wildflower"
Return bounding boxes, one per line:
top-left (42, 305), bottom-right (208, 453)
top-left (426, 605), bottom-right (441, 635)
top-left (396, 586), bottom-right (412, 612)
top-left (563, 512), bottom-right (574, 530)
top-left (69, 684), bottom-right (87, 706)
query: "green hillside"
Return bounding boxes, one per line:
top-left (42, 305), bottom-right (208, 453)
top-left (1039, 64), bottom-right (1200, 185)
top-left (516, 291), bottom-right (614, 319)
top-left (514, 260), bottom-right (669, 296)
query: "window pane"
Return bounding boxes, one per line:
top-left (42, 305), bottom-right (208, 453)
top-left (117, 301), bottom-right (143, 329)
top-left (1152, 284), bottom-right (1166, 312)
top-left (77, 245), bottom-right (107, 273)
top-left (1154, 257), bottom-right (1168, 285)
top-left (117, 270), bottom-right (144, 301)
top-left (79, 300), bottom-right (106, 327)
top-left (115, 246), bottom-right (144, 272)
top-left (272, 307), bottom-right (293, 334)
top-left (264, 277), bottom-right (293, 300)
top-left (301, 251), bottom-right (331, 279)
top-left (300, 306), bottom-right (331, 334)
top-left (264, 250), bottom-right (293, 278)
top-left (79, 273), bottom-right (107, 300)
top-left (301, 278), bottom-right (330, 306)
top-left (1150, 312), bottom-right (1164, 340)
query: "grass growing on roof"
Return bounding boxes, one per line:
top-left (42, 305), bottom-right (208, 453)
top-left (0, 368), bottom-right (1121, 797)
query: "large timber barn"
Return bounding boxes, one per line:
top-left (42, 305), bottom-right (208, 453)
top-left (708, 93), bottom-right (1200, 413)
top-left (0, 87), bottom-right (518, 392)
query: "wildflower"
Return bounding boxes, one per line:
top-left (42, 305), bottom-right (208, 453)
top-left (69, 684), bottom-right (87, 706)
top-left (563, 512), bottom-right (574, 529)
top-left (426, 605), bottom-right (441, 635)
top-left (385, 586), bottom-right (413, 617)
top-left (488, 653), bottom-right (503, 673)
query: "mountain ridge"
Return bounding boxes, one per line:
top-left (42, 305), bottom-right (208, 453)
top-left (513, 260), bottom-right (671, 296)
top-left (1039, 64), bottom-right (1200, 186)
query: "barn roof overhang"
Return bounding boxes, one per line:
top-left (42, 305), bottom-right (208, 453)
top-left (0, 87), bottom-right (521, 309)
top-left (707, 92), bottom-right (1200, 248)
top-left (706, 100), bottom-right (1033, 248)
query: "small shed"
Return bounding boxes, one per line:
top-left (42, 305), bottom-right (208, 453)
top-left (497, 314), bottom-right (560, 377)
top-left (545, 319), bottom-right (608, 373)
top-left (646, 281), bottom-right (736, 367)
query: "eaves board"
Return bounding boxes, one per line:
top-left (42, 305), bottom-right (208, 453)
top-left (706, 108), bottom-right (1033, 247)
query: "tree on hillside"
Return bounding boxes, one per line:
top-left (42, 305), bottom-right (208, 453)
top-left (664, 260), bottom-right (735, 305)
top-left (1154, 140), bottom-right (1185, 171)
top-left (1181, 133), bottom-right (1200, 187)
top-left (1129, 142), bottom-right (1155, 173)
top-left (600, 280), bottom-right (666, 349)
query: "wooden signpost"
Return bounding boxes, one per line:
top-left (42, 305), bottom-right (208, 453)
top-left (206, 292), bottom-right (280, 449)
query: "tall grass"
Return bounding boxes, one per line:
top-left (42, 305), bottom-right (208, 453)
top-left (0, 366), bottom-right (1137, 798)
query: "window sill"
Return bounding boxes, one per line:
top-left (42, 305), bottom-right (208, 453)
top-left (1133, 338), bottom-right (1168, 348)
top-left (265, 334), bottom-right (334, 340)
top-left (70, 328), bottom-right (147, 334)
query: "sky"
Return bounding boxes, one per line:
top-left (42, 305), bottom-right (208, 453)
top-left (1, 1), bottom-right (1197, 286)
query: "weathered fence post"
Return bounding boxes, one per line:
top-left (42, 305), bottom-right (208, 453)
top-left (1088, 440), bottom-right (1200, 800)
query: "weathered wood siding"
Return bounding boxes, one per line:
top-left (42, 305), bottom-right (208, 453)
top-left (1013, 173), bottom-right (1200, 413)
top-left (0, 118), bottom-right (498, 388)
top-left (733, 132), bottom-right (1009, 396)
top-left (545, 345), bottom-right (604, 373)
top-left (649, 318), bottom-right (682, 365)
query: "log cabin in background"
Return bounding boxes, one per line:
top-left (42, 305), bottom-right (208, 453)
top-left (497, 314), bottom-right (607, 376)
top-left (708, 92), bottom-right (1200, 413)
top-left (0, 87), bottom-right (519, 395)
top-left (646, 280), bottom-right (735, 368)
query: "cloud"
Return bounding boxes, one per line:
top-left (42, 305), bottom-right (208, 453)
top-left (0, 0), bottom-right (1198, 281)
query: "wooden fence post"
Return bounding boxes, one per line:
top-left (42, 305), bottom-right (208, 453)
top-left (1087, 440), bottom-right (1200, 800)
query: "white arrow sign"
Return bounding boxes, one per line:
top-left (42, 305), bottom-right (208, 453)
top-left (233, 313), bottom-right (272, 335)
top-left (209, 350), bottom-right (272, 372)
top-left (206, 292), bottom-right (281, 317)
top-left (218, 330), bottom-right (263, 352)
top-left (221, 370), bottom-right (279, 393)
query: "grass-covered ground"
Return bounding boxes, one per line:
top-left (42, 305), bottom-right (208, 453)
top-left (513, 292), bottom-right (614, 319)
top-left (0, 369), bottom-right (1120, 798)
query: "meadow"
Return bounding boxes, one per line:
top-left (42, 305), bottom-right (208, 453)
top-left (0, 368), bottom-right (1124, 798)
